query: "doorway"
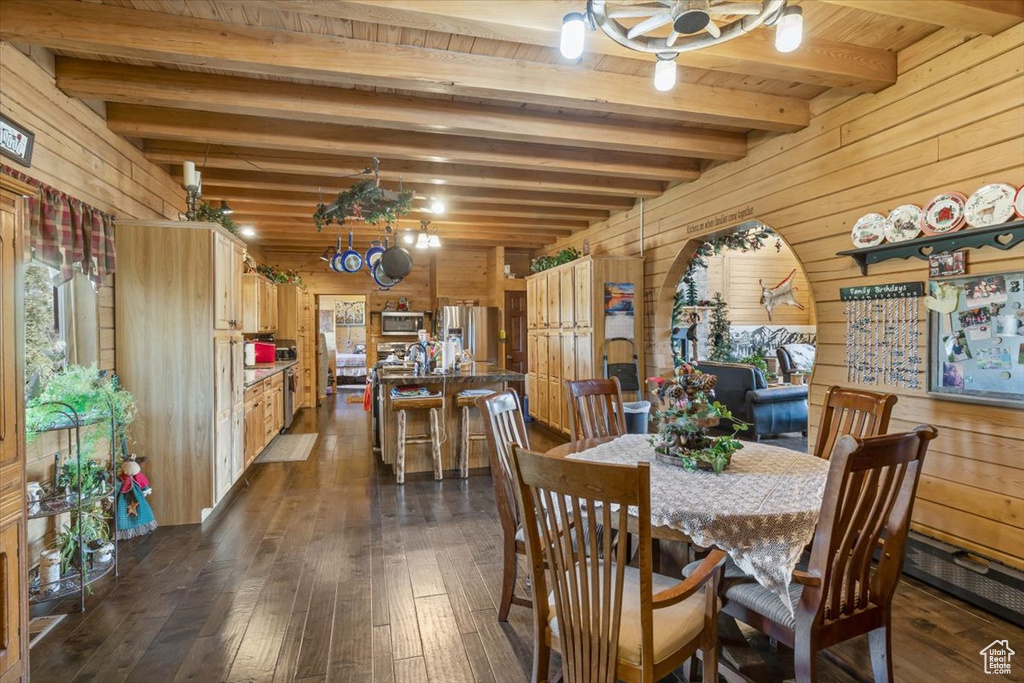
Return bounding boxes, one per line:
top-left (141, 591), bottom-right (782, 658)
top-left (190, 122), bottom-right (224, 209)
top-left (504, 290), bottom-right (527, 396)
top-left (317, 294), bottom-right (369, 396)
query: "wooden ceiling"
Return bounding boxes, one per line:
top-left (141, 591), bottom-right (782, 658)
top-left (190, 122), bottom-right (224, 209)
top-left (3, 0), bottom-right (1022, 252)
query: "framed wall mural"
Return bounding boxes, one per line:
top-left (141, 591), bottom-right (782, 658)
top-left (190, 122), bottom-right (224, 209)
top-left (335, 300), bottom-right (366, 327)
top-left (927, 271), bottom-right (1024, 407)
top-left (604, 282), bottom-right (635, 340)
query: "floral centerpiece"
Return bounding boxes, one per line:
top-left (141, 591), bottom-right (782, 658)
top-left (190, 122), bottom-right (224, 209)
top-left (647, 363), bottom-right (747, 474)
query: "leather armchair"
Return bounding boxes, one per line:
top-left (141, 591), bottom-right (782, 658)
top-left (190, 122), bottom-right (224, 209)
top-left (700, 361), bottom-right (809, 440)
top-left (776, 343), bottom-right (816, 383)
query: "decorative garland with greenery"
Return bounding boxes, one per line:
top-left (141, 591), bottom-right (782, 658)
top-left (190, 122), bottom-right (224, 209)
top-left (242, 253), bottom-right (306, 287)
top-left (197, 202), bottom-right (239, 235)
top-left (684, 224), bottom-right (773, 278)
top-left (313, 178), bottom-right (414, 231)
top-left (530, 247), bottom-right (581, 273)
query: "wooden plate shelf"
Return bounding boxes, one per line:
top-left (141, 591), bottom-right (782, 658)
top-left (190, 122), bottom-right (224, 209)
top-left (836, 219), bottom-right (1024, 275)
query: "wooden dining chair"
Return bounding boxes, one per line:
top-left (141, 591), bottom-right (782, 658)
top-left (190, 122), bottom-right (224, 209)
top-left (564, 377), bottom-right (628, 442)
top-left (510, 445), bottom-right (726, 683)
top-left (476, 389), bottom-right (532, 622)
top-left (710, 425), bottom-right (938, 683)
top-left (813, 386), bottom-right (898, 460)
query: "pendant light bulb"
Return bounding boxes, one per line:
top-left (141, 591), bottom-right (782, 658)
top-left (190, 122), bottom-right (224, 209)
top-left (219, 200), bottom-right (234, 215)
top-left (774, 5), bottom-right (803, 53)
top-left (560, 12), bottom-right (586, 60)
top-left (429, 199), bottom-right (445, 214)
top-left (403, 231), bottom-right (415, 245)
top-left (653, 55), bottom-right (677, 92)
top-left (428, 233), bottom-right (441, 248)
top-left (415, 231), bottom-right (429, 250)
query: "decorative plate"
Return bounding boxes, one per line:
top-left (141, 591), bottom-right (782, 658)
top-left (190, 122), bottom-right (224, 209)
top-left (1014, 185), bottom-right (1024, 219)
top-left (851, 213), bottom-right (886, 248)
top-left (884, 205), bottom-right (924, 243)
top-left (923, 192), bottom-right (967, 235)
top-left (965, 183), bottom-right (1016, 228)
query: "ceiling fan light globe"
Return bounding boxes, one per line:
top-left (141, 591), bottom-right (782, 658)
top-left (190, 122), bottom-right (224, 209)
top-left (653, 55), bottom-right (677, 92)
top-left (774, 5), bottom-right (803, 53)
top-left (560, 12), bottom-right (586, 59)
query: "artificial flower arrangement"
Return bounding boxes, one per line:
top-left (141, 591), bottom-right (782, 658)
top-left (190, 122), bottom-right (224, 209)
top-left (647, 362), bottom-right (748, 474)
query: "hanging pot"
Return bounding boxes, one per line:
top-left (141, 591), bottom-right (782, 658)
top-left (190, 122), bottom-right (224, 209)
top-left (372, 260), bottom-right (401, 289)
top-left (338, 232), bottom-right (363, 273)
top-left (380, 241), bottom-right (413, 280)
top-left (365, 239), bottom-right (385, 271)
top-left (329, 235), bottom-right (345, 273)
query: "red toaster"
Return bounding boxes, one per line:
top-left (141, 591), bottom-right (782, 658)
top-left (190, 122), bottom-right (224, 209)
top-left (253, 341), bottom-right (276, 364)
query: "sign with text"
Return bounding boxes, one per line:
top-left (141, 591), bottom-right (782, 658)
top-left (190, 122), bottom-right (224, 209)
top-left (0, 115), bottom-right (34, 167)
top-left (682, 206), bottom-right (755, 235)
top-left (840, 282), bottom-right (925, 301)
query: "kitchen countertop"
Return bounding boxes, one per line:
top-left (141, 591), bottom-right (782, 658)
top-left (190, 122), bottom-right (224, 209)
top-left (244, 360), bottom-right (298, 388)
top-left (378, 368), bottom-right (524, 385)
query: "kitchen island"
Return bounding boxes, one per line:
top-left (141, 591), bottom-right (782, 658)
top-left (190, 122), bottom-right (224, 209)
top-left (378, 368), bottom-right (524, 478)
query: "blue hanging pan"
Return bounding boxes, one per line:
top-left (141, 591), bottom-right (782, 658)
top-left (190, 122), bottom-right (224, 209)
top-left (365, 238), bottom-right (385, 271)
top-left (371, 237), bottom-right (401, 289)
top-left (339, 232), bottom-right (363, 273)
top-left (329, 234), bottom-right (345, 273)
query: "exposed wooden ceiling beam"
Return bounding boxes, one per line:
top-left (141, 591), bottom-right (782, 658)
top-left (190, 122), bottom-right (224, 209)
top-left (244, 229), bottom-right (553, 249)
top-left (223, 200), bottom-right (609, 222)
top-left (111, 105), bottom-right (693, 184)
top-left (55, 59), bottom-right (747, 161)
top-left (819, 0), bottom-right (1024, 35)
top-left (235, 214), bottom-right (580, 234)
top-left (0, 0), bottom-right (809, 131)
top-left (250, 0), bottom-right (896, 92)
top-left (202, 185), bottom-right (633, 211)
top-left (144, 142), bottom-right (683, 195)
top-left (172, 166), bottom-right (664, 200)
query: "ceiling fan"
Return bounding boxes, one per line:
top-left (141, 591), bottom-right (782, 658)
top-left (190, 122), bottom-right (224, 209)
top-left (612, 1), bottom-right (766, 46)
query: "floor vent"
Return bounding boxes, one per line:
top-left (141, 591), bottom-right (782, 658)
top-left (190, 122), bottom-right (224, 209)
top-left (903, 531), bottom-right (1024, 628)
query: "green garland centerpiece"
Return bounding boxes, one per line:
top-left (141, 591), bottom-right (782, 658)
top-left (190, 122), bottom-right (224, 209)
top-left (313, 177), bottom-right (414, 231)
top-left (530, 247), bottom-right (581, 273)
top-left (647, 363), bottom-right (748, 474)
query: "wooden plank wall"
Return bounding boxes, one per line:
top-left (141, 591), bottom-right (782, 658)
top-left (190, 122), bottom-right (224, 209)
top-left (535, 26), bottom-right (1024, 568)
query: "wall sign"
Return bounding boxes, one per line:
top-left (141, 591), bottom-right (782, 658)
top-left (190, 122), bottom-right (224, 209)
top-left (840, 282), bottom-right (924, 301)
top-left (0, 115), bottom-right (34, 167)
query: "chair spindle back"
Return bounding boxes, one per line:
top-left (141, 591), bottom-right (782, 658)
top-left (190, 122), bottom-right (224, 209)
top-left (813, 386), bottom-right (898, 460)
top-left (565, 378), bottom-right (628, 442)
top-left (477, 390), bottom-right (530, 534)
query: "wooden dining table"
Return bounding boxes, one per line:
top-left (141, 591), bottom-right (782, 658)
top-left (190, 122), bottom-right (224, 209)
top-left (546, 433), bottom-right (830, 608)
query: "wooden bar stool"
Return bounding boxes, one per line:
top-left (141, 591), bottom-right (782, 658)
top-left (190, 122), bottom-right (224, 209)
top-left (393, 394), bottom-right (444, 484)
top-left (456, 391), bottom-right (493, 478)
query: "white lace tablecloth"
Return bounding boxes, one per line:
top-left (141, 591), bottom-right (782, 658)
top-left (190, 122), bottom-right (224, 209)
top-left (566, 434), bottom-right (829, 613)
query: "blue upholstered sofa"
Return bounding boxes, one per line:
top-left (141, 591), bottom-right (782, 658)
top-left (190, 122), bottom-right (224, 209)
top-left (699, 361), bottom-right (809, 440)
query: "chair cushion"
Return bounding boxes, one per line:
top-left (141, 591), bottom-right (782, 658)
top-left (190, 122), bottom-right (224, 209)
top-left (683, 557), bottom-right (802, 631)
top-left (548, 564), bottom-right (706, 666)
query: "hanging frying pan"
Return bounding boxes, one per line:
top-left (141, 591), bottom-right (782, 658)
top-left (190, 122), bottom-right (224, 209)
top-left (380, 240), bottom-right (413, 280)
top-left (338, 232), bottom-right (363, 273)
top-left (329, 235), bottom-right (345, 273)
top-left (372, 261), bottom-right (401, 289)
top-left (365, 239), bottom-right (385, 271)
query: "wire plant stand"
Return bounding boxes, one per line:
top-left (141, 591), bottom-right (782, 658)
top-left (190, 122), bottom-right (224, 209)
top-left (26, 400), bottom-right (119, 613)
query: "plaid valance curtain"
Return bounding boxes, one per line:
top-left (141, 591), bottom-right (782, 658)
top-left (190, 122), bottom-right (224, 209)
top-left (1, 164), bottom-right (116, 288)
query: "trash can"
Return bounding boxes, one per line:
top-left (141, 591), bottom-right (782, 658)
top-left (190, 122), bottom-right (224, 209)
top-left (622, 401), bottom-right (651, 434)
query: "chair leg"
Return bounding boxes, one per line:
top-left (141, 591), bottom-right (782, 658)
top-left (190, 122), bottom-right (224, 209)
top-left (429, 407), bottom-right (442, 481)
top-left (498, 536), bottom-right (517, 622)
top-left (396, 409), bottom-right (406, 485)
top-left (531, 637), bottom-right (550, 683)
top-left (794, 636), bottom-right (818, 683)
top-left (869, 625), bottom-right (893, 683)
top-left (460, 405), bottom-right (470, 479)
top-left (680, 657), bottom-right (696, 682)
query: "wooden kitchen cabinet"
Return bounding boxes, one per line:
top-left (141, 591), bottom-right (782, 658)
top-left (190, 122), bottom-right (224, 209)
top-left (116, 220), bottom-right (247, 525)
top-left (213, 231), bottom-right (244, 330)
top-left (526, 277), bottom-right (538, 328)
top-left (276, 283), bottom-right (304, 340)
top-left (244, 391), bottom-right (263, 467)
top-left (559, 268), bottom-right (575, 328)
top-left (242, 274), bottom-right (278, 334)
top-left (523, 256), bottom-right (643, 433)
top-left (0, 176), bottom-right (28, 683)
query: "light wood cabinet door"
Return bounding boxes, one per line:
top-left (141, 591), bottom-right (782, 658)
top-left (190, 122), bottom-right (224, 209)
top-left (560, 331), bottom-right (576, 382)
top-left (263, 392), bottom-right (277, 447)
top-left (274, 385), bottom-right (284, 431)
top-left (547, 331), bottom-right (561, 383)
top-left (573, 260), bottom-right (592, 329)
top-left (527, 373), bottom-right (538, 419)
top-left (575, 331), bottom-right (594, 381)
top-left (213, 232), bottom-right (242, 330)
top-left (548, 377), bottom-right (562, 432)
top-left (527, 330), bottom-right (538, 374)
top-left (536, 376), bottom-right (549, 422)
top-left (0, 520), bottom-right (25, 683)
top-left (546, 271), bottom-right (560, 328)
top-left (536, 274), bottom-right (548, 328)
top-left (213, 335), bottom-right (235, 502)
top-left (244, 396), bottom-right (263, 466)
top-left (559, 268), bottom-right (575, 328)
top-left (267, 284), bottom-right (279, 332)
top-left (241, 274), bottom-right (259, 334)
top-left (526, 278), bottom-right (538, 328)
top-left (536, 332), bottom-right (549, 377)
top-left (231, 404), bottom-right (244, 482)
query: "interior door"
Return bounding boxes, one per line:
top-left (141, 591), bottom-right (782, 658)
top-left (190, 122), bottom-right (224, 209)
top-left (504, 291), bottom-right (527, 373)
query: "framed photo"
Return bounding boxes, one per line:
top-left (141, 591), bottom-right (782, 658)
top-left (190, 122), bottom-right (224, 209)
top-left (928, 251), bottom-right (965, 278)
top-left (335, 300), bottom-right (366, 327)
top-left (962, 274), bottom-right (1007, 308)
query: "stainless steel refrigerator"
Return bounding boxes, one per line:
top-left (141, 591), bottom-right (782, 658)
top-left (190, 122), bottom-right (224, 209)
top-left (438, 306), bottom-right (501, 365)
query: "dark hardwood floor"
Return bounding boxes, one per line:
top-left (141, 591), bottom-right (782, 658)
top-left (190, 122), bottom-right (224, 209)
top-left (30, 395), bottom-right (1023, 682)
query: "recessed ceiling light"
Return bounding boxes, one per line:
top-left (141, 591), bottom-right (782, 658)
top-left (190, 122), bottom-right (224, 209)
top-left (241, 227), bottom-right (256, 237)
top-left (430, 199), bottom-right (445, 214)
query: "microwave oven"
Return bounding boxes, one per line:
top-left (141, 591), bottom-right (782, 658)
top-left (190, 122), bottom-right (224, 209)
top-left (380, 311), bottom-right (426, 336)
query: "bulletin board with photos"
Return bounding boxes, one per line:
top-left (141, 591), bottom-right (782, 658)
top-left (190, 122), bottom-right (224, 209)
top-left (928, 271), bottom-right (1024, 407)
